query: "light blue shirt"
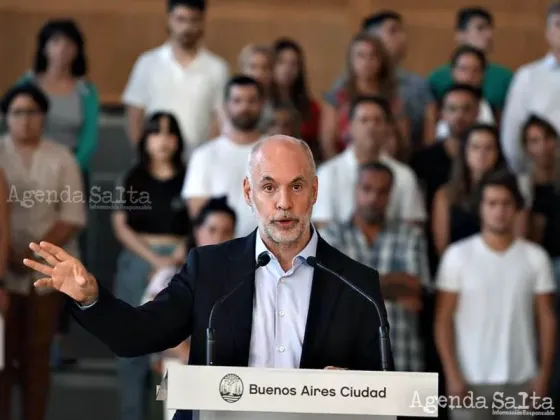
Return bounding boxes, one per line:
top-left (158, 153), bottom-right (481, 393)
top-left (248, 228), bottom-right (318, 369)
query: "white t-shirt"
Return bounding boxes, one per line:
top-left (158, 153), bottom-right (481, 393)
top-left (436, 99), bottom-right (495, 139)
top-left (312, 148), bottom-right (427, 223)
top-left (181, 135), bottom-right (258, 238)
top-left (122, 44), bottom-right (229, 154)
top-left (436, 235), bottom-right (555, 385)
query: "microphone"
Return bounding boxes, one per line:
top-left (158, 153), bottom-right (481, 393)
top-left (305, 256), bottom-right (392, 371)
top-left (206, 251), bottom-right (271, 366)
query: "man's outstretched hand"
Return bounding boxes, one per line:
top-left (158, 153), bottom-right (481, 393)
top-left (23, 242), bottom-right (99, 306)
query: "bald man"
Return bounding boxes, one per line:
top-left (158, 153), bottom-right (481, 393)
top-left (22, 135), bottom-right (391, 419)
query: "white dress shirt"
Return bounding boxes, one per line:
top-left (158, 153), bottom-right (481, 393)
top-left (313, 148), bottom-right (426, 224)
top-left (248, 228), bottom-right (318, 369)
top-left (501, 53), bottom-right (560, 172)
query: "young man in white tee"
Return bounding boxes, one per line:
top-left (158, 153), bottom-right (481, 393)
top-left (313, 95), bottom-right (426, 227)
top-left (181, 75), bottom-right (263, 237)
top-left (122, 0), bottom-right (229, 152)
top-left (435, 170), bottom-right (556, 420)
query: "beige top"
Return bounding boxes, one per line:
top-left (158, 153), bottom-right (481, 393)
top-left (0, 135), bottom-right (86, 295)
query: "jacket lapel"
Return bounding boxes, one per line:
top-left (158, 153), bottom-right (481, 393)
top-left (299, 235), bottom-right (345, 368)
top-left (225, 230), bottom-right (257, 367)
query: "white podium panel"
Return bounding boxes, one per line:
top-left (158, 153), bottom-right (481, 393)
top-left (159, 365), bottom-right (438, 419)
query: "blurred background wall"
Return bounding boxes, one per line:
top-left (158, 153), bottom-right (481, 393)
top-left (0, 0), bottom-right (552, 105)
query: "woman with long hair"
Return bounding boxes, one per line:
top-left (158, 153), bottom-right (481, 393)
top-left (21, 18), bottom-right (99, 173)
top-left (111, 111), bottom-right (190, 420)
top-left (320, 32), bottom-right (408, 159)
top-left (271, 38), bottom-right (321, 156)
top-left (432, 124), bottom-right (531, 256)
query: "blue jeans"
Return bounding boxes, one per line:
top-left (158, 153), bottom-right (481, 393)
top-left (114, 245), bottom-right (177, 420)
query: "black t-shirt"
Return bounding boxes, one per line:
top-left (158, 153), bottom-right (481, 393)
top-left (117, 166), bottom-right (190, 236)
top-left (450, 205), bottom-right (480, 245)
top-left (532, 183), bottom-right (560, 257)
top-left (411, 142), bottom-right (453, 215)
top-left (411, 142), bottom-right (454, 277)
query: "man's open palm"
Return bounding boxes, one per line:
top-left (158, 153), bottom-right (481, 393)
top-left (23, 242), bottom-right (99, 305)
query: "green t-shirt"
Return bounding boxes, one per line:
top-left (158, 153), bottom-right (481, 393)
top-left (428, 62), bottom-right (513, 110)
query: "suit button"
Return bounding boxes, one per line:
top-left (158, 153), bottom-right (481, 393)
top-left (278, 345), bottom-right (285, 353)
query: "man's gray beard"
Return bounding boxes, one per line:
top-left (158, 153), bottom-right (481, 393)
top-left (252, 204), bottom-right (310, 247)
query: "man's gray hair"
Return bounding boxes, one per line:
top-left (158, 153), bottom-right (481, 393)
top-left (246, 136), bottom-right (316, 185)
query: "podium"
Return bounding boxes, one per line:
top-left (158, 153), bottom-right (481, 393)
top-left (157, 365), bottom-right (439, 419)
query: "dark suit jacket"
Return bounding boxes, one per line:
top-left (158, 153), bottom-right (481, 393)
top-left (70, 229), bottom-right (392, 419)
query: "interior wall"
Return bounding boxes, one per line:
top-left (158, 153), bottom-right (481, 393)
top-left (0, 0), bottom-right (552, 104)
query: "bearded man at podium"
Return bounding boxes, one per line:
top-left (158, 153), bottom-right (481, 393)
top-left (23, 135), bottom-right (394, 420)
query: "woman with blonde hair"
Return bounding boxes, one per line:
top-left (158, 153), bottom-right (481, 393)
top-left (320, 32), bottom-right (408, 159)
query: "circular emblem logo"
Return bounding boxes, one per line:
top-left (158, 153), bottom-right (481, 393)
top-left (219, 373), bottom-right (244, 403)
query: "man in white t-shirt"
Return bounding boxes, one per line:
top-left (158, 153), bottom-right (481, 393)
top-left (313, 95), bottom-right (426, 227)
top-left (181, 75), bottom-right (263, 237)
top-left (435, 170), bottom-right (556, 420)
top-left (122, 0), bottom-right (229, 153)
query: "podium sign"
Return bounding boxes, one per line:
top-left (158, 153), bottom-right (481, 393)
top-left (161, 365), bottom-right (438, 419)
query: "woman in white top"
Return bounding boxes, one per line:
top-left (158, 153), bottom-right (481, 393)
top-left (436, 45), bottom-right (495, 139)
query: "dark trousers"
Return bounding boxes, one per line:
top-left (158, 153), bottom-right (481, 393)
top-left (0, 291), bottom-right (63, 420)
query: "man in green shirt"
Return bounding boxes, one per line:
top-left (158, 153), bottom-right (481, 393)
top-left (428, 7), bottom-right (513, 112)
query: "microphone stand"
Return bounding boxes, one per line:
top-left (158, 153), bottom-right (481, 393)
top-left (306, 257), bottom-right (393, 371)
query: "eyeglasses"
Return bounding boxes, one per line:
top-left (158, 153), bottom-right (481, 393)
top-left (8, 109), bottom-right (43, 118)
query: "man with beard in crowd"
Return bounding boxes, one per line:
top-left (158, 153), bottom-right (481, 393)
top-left (122, 0), bottom-right (229, 153)
top-left (182, 75), bottom-right (264, 237)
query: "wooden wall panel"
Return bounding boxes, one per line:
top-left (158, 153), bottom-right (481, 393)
top-left (0, 0), bottom-right (552, 104)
